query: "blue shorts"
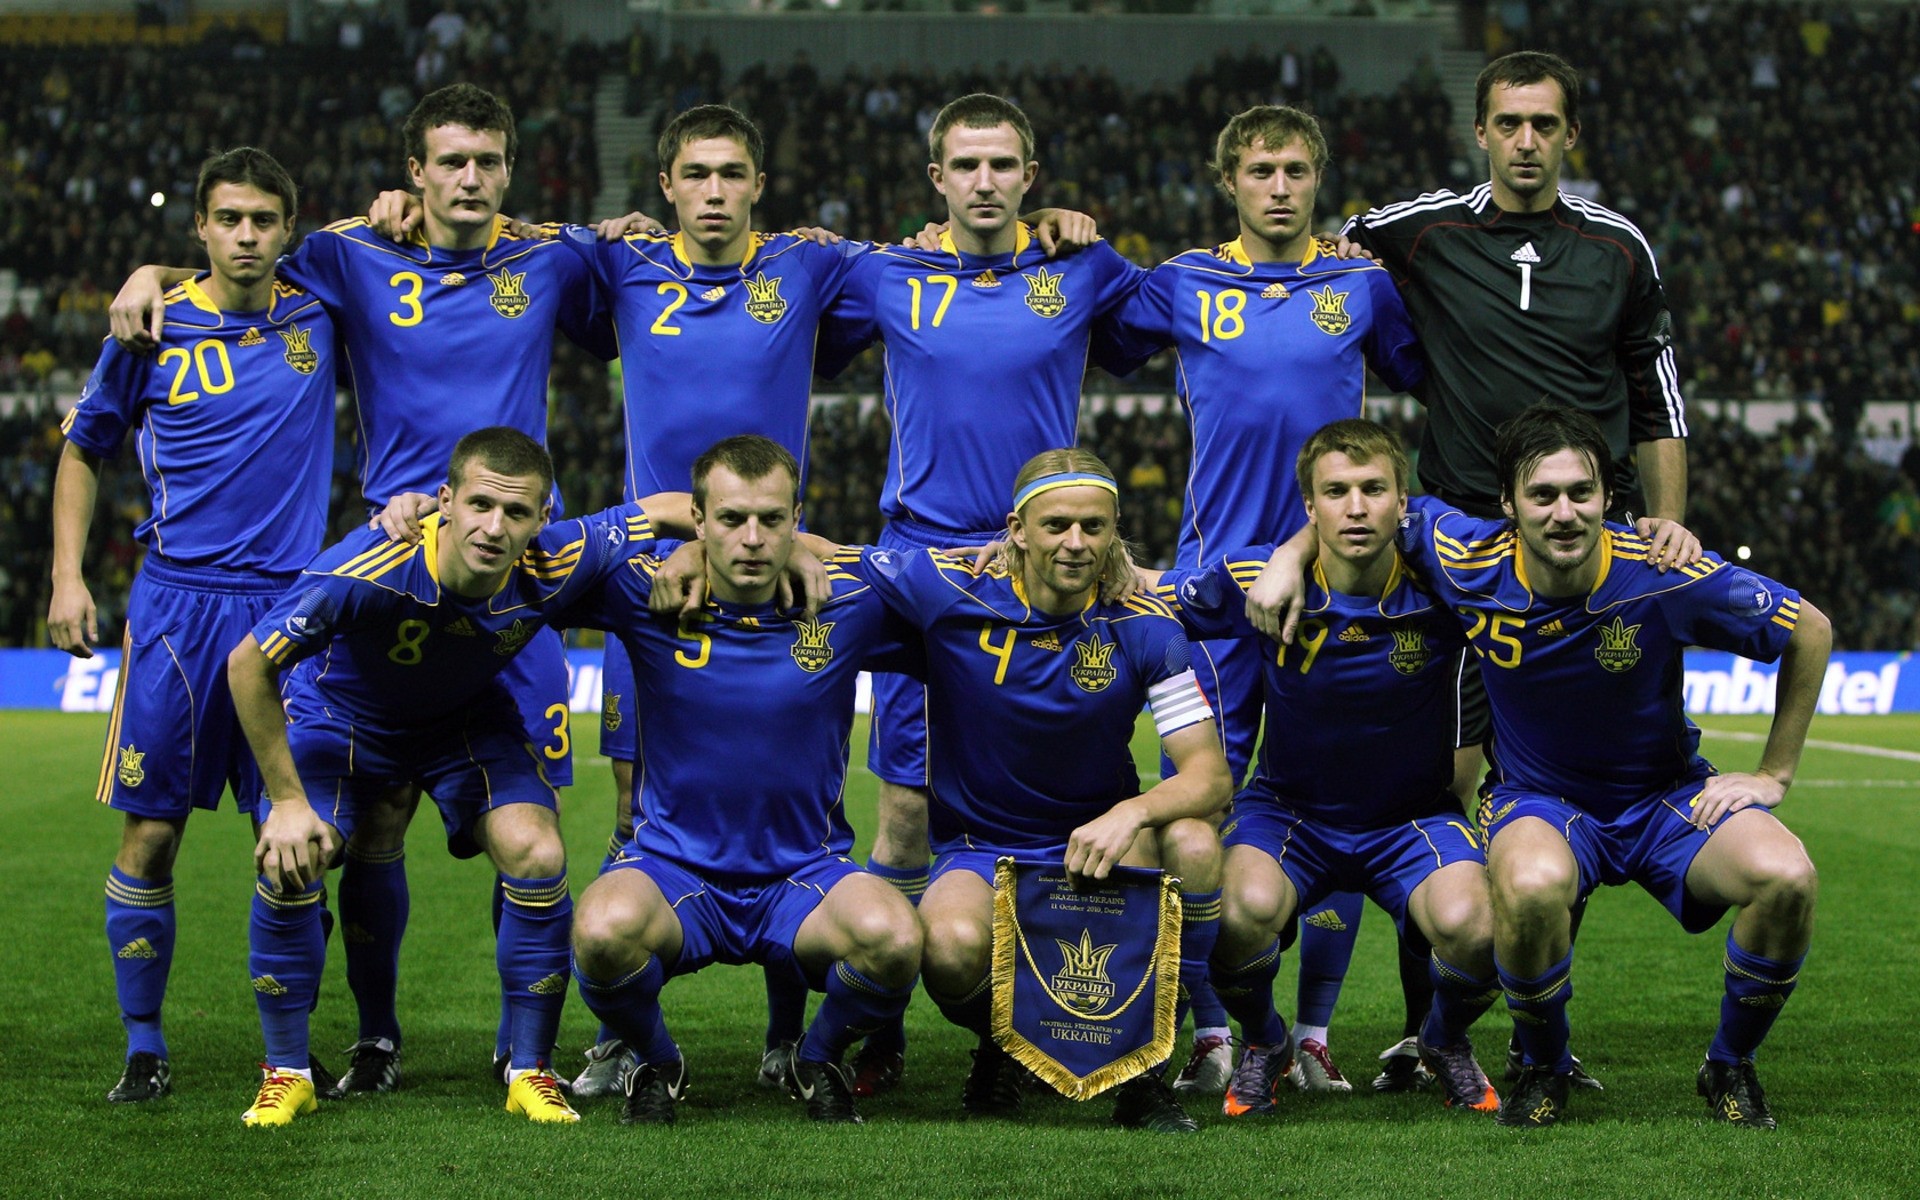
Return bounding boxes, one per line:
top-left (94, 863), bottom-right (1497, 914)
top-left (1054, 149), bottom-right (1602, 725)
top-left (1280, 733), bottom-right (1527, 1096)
top-left (867, 519), bottom-right (1002, 788)
top-left (98, 558), bottom-right (296, 820)
top-left (504, 625), bottom-right (572, 787)
top-left (1223, 800), bottom-right (1484, 939)
top-left (1173, 636), bottom-right (1262, 786)
top-left (283, 686), bottom-right (560, 859)
top-left (930, 845), bottom-right (1070, 890)
top-left (1478, 764), bottom-right (1725, 933)
top-left (605, 850), bottom-right (864, 978)
top-left (599, 636), bottom-right (637, 762)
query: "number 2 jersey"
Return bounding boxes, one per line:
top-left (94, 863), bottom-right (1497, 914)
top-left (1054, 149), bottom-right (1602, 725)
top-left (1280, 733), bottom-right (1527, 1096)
top-left (1395, 496), bottom-right (1804, 817)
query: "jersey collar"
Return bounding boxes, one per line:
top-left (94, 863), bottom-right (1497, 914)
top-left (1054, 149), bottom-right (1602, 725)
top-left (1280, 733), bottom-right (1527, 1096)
top-left (180, 276), bottom-right (225, 320)
top-left (1221, 236), bottom-right (1321, 269)
top-left (937, 221), bottom-right (1033, 264)
top-left (669, 230), bottom-right (762, 272)
top-left (1511, 526), bottom-right (1614, 602)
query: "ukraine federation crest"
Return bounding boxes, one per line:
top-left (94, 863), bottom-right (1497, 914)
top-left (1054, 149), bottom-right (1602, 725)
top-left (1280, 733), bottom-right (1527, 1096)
top-left (744, 271), bottom-right (788, 324)
top-left (1022, 265), bottom-right (1068, 318)
top-left (602, 693), bottom-right (622, 733)
top-left (116, 744), bottom-right (146, 788)
top-left (1388, 627), bottom-right (1431, 675)
top-left (494, 618), bottom-right (535, 657)
top-left (1308, 285), bottom-right (1352, 335)
top-left (1069, 634), bottom-right (1117, 693)
top-left (487, 268), bottom-right (531, 318)
top-left (1594, 616), bottom-right (1644, 673)
top-left (278, 326), bottom-right (319, 374)
top-left (789, 615), bottom-right (835, 673)
top-left (1050, 930), bottom-right (1118, 1015)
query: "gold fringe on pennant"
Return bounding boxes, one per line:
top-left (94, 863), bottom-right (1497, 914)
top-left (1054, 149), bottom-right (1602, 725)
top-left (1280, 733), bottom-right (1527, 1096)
top-left (990, 857), bottom-right (1183, 1101)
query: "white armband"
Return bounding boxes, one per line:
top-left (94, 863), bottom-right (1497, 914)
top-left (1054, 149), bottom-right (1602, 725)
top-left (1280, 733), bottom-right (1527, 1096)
top-left (1147, 668), bottom-right (1212, 739)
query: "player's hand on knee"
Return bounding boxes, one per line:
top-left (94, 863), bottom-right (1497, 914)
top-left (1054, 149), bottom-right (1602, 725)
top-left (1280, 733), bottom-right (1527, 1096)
top-left (789, 225), bottom-right (846, 247)
top-left (370, 491), bottom-right (438, 544)
top-left (46, 577), bottom-right (98, 658)
top-left (649, 542), bottom-right (709, 616)
top-left (1635, 517), bottom-right (1702, 572)
top-left (1247, 550), bottom-right (1308, 643)
top-left (1027, 208), bottom-right (1098, 256)
top-left (1320, 233), bottom-right (1376, 262)
top-left (256, 798), bottom-right (334, 891)
top-left (1067, 801), bottom-right (1148, 881)
top-left (368, 190), bottom-right (423, 242)
top-left (904, 221), bottom-right (947, 251)
top-left (595, 211), bottom-right (666, 240)
top-left (109, 267), bottom-right (169, 352)
top-left (1690, 771), bottom-right (1787, 830)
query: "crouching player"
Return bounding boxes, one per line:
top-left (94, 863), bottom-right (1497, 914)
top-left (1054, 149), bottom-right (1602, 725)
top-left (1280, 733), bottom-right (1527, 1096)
top-left (849, 449), bottom-right (1231, 1133)
top-left (228, 428), bottom-right (673, 1126)
top-left (564, 436), bottom-right (924, 1126)
top-left (1150, 420), bottom-right (1502, 1117)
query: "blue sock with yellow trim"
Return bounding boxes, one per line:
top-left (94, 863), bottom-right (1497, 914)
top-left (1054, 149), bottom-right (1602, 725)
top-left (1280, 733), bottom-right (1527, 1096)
top-left (855, 861), bottom-right (927, 1057)
top-left (1498, 949), bottom-right (1574, 1074)
top-left (1708, 933), bottom-right (1803, 1064)
top-left (1423, 952), bottom-right (1500, 1047)
top-left (930, 974), bottom-right (993, 1038)
top-left (105, 867), bottom-right (174, 1060)
top-left (800, 962), bottom-right (915, 1065)
top-left (1178, 888), bottom-right (1223, 1040)
top-left (574, 954), bottom-right (678, 1066)
top-left (250, 879), bottom-right (326, 1071)
top-left (338, 845), bottom-right (407, 1046)
top-left (498, 871), bottom-right (572, 1070)
top-left (1212, 940), bottom-right (1289, 1047)
top-left (1296, 891), bottom-right (1363, 1028)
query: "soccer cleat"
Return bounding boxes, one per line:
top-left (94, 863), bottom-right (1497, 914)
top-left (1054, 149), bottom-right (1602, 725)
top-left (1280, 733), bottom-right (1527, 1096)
top-left (493, 1052), bottom-right (511, 1086)
top-left (505, 1067), bottom-right (581, 1123)
top-left (959, 1041), bottom-right (1025, 1118)
top-left (1697, 1058), bottom-right (1777, 1130)
top-left (571, 1038), bottom-right (638, 1100)
top-left (309, 1054), bottom-right (339, 1098)
top-left (107, 1051), bottom-right (172, 1103)
top-left (1287, 1037), bottom-right (1353, 1094)
top-left (788, 1057), bottom-right (863, 1124)
top-left (756, 1039), bottom-right (797, 1091)
top-left (1496, 1065), bottom-right (1571, 1128)
top-left (1417, 1037), bottom-right (1500, 1112)
top-left (1170, 1034), bottom-right (1234, 1095)
top-left (1372, 1035), bottom-right (1435, 1093)
top-left (1222, 1037), bottom-right (1293, 1117)
top-left (1110, 1072), bottom-right (1199, 1133)
top-left (326, 1037), bottom-right (399, 1098)
top-left (242, 1067), bottom-right (317, 1127)
top-left (621, 1058), bottom-right (689, 1126)
top-left (849, 1043), bottom-right (904, 1099)
top-left (1505, 1034), bottom-right (1603, 1090)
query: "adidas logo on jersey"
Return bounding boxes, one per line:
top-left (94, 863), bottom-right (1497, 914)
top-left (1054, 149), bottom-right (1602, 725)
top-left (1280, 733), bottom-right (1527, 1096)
top-left (972, 270), bottom-right (1001, 289)
top-left (1031, 631), bottom-right (1062, 652)
top-left (440, 272), bottom-right (468, 287)
top-left (701, 285), bottom-right (726, 302)
top-left (1261, 281), bottom-right (1290, 300)
top-left (1338, 625), bottom-right (1369, 643)
top-left (117, 939), bottom-right (158, 960)
top-left (1510, 242), bottom-right (1542, 264)
top-left (238, 327), bottom-right (265, 347)
top-left (1537, 619), bottom-right (1568, 637)
top-left (1303, 908), bottom-right (1349, 932)
top-left (444, 617), bottom-right (478, 637)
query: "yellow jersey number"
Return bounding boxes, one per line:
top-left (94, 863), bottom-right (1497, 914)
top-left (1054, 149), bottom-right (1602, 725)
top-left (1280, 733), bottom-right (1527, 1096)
top-left (1274, 618), bottom-right (1328, 674)
top-left (1464, 612), bottom-right (1524, 668)
top-left (1195, 289), bottom-right (1247, 343)
top-left (388, 272), bottom-right (424, 327)
top-left (908, 275), bottom-right (958, 331)
top-left (157, 339), bottom-right (236, 406)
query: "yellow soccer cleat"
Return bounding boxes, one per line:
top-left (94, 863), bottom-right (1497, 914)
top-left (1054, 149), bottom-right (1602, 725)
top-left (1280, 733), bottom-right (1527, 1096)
top-left (506, 1068), bottom-right (581, 1124)
top-left (242, 1067), bottom-right (317, 1127)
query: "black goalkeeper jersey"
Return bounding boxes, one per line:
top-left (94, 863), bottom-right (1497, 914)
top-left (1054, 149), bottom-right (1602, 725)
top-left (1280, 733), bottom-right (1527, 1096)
top-left (1344, 183), bottom-right (1686, 517)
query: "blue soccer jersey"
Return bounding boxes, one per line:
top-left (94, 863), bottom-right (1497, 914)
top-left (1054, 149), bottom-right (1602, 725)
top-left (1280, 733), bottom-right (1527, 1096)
top-left (62, 276), bottom-right (335, 573)
top-left (560, 227), bottom-right (870, 499)
top-left (1395, 497), bottom-right (1804, 818)
top-left (819, 227), bottom-right (1144, 535)
top-left (1096, 240), bottom-right (1424, 567)
top-left (863, 548), bottom-right (1208, 852)
top-left (1157, 548), bottom-right (1466, 829)
top-left (559, 547), bottom-right (921, 881)
top-left (278, 216), bottom-right (614, 507)
top-left (251, 505), bottom-right (654, 724)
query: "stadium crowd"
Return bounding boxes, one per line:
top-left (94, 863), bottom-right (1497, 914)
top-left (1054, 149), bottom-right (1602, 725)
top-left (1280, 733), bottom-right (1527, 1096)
top-left (2, 0), bottom-right (1916, 650)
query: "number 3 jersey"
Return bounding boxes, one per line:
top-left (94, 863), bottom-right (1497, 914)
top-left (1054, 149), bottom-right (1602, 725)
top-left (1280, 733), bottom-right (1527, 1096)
top-left (250, 505), bottom-right (654, 725)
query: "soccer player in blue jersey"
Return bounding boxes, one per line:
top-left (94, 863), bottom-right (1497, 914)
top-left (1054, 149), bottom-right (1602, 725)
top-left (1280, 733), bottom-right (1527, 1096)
top-left (112, 83), bottom-right (617, 1094)
top-left (846, 449), bottom-right (1228, 1133)
top-left (48, 148), bottom-right (335, 1104)
top-left (1096, 105), bottom-right (1425, 1095)
top-left (816, 95), bottom-right (1147, 1095)
top-left (1148, 420), bottom-right (1502, 1117)
top-left (563, 436), bottom-right (924, 1126)
top-left (1259, 405), bottom-right (1827, 1128)
top-left (227, 427), bottom-right (672, 1126)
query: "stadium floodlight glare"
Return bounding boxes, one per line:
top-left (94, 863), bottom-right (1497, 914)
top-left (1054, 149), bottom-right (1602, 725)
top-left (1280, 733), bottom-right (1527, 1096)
top-left (1737, 545), bottom-right (1752, 560)
top-left (149, 192), bottom-right (164, 208)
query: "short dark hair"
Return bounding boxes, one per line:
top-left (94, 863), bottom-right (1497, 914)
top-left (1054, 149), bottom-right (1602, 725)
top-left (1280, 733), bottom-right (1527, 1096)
top-left (1211, 105), bottom-right (1329, 197)
top-left (194, 147), bottom-right (298, 222)
top-left (1294, 418), bottom-right (1410, 499)
top-left (1475, 50), bottom-right (1581, 130)
top-left (447, 426), bottom-right (553, 495)
top-left (1495, 404), bottom-right (1613, 510)
top-left (404, 83), bottom-right (518, 169)
top-left (657, 104), bottom-right (765, 176)
top-left (692, 435), bottom-right (800, 510)
top-left (927, 93), bottom-right (1035, 164)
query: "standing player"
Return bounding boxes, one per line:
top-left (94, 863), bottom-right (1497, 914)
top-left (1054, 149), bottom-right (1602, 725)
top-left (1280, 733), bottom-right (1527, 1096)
top-left (1096, 104), bottom-right (1424, 1093)
top-left (111, 83), bottom-right (616, 1094)
top-left (849, 449), bottom-right (1230, 1133)
top-left (1314, 50), bottom-right (1689, 1088)
top-left (49, 148), bottom-right (335, 1103)
top-left (1149, 420), bottom-right (1500, 1117)
top-left (565, 436), bottom-right (924, 1126)
top-left (816, 95), bottom-right (1145, 1094)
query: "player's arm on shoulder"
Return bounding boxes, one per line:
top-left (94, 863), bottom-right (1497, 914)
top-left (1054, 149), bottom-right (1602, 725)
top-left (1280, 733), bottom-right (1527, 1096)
top-left (109, 265), bottom-right (197, 351)
top-left (1247, 526), bottom-right (1320, 643)
top-left (1364, 268), bottom-right (1426, 393)
top-left (1689, 597), bottom-right (1832, 829)
top-left (1633, 440), bottom-right (1693, 569)
top-left (1022, 208), bottom-right (1098, 256)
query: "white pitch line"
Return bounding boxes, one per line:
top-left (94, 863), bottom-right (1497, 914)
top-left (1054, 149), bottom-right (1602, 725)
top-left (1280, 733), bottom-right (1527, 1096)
top-left (1700, 728), bottom-right (1920, 764)
top-left (1787, 779), bottom-right (1919, 789)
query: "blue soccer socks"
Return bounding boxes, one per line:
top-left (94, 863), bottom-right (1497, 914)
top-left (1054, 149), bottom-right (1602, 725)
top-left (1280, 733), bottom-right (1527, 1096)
top-left (1498, 949), bottom-right (1575, 1075)
top-left (1424, 952), bottom-right (1501, 1047)
top-left (1212, 939), bottom-right (1289, 1048)
top-left (497, 871), bottom-right (572, 1071)
top-left (799, 962), bottom-right (915, 1065)
top-left (1296, 891), bottom-right (1364, 1028)
top-left (105, 867), bottom-right (175, 1060)
top-left (575, 954), bottom-right (678, 1067)
top-left (338, 844), bottom-right (407, 1046)
top-left (1709, 933), bottom-right (1804, 1065)
top-left (250, 879), bottom-right (327, 1071)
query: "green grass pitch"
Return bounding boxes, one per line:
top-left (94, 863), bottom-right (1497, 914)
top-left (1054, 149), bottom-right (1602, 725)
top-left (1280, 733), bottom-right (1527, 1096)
top-left (1, 711), bottom-right (1915, 1198)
